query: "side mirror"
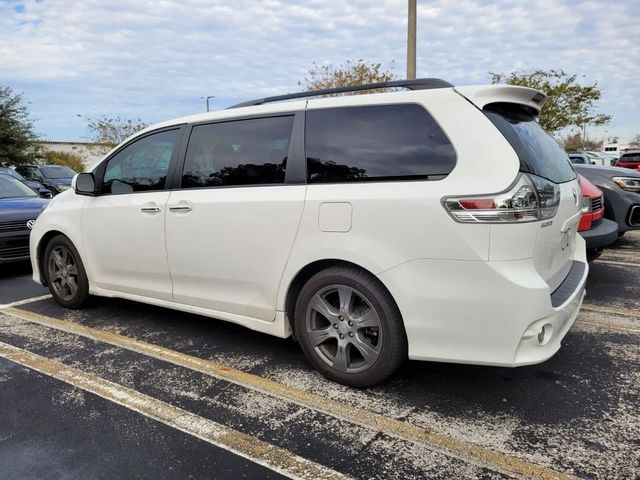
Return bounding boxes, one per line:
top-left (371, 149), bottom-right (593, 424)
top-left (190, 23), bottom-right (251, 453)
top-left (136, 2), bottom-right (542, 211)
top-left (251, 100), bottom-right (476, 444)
top-left (73, 173), bottom-right (97, 196)
top-left (591, 161), bottom-right (596, 165)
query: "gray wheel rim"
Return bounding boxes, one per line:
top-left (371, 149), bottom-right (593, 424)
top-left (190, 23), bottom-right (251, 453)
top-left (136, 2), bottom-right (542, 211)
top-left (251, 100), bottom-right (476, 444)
top-left (48, 245), bottom-right (79, 302)
top-left (305, 284), bottom-right (382, 374)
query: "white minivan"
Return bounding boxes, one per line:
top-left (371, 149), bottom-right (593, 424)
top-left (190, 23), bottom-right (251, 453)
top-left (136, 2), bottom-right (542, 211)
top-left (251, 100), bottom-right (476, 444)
top-left (30, 79), bottom-right (588, 386)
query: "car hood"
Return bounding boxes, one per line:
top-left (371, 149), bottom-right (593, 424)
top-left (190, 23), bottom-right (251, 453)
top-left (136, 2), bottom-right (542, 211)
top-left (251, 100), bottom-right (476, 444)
top-left (575, 164), bottom-right (640, 178)
top-left (0, 196), bottom-right (49, 222)
top-left (47, 177), bottom-right (73, 186)
top-left (25, 179), bottom-right (46, 190)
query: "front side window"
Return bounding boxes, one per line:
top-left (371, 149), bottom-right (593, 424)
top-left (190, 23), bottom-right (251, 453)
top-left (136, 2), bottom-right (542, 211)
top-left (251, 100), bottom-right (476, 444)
top-left (18, 167), bottom-right (43, 181)
top-left (182, 116), bottom-right (294, 188)
top-left (102, 129), bottom-right (180, 194)
top-left (305, 104), bottom-right (456, 183)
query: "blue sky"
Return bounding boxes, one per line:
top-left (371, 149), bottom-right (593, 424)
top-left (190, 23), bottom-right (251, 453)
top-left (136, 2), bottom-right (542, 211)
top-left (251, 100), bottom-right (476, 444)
top-left (1, 0), bottom-right (638, 143)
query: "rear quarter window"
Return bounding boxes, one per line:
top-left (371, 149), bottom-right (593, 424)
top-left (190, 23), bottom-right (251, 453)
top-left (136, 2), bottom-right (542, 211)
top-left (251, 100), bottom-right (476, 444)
top-left (484, 105), bottom-right (576, 184)
top-left (305, 104), bottom-right (456, 183)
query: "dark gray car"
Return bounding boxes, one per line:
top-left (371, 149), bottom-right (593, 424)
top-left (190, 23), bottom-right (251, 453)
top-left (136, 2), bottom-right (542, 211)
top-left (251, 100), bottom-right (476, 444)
top-left (573, 164), bottom-right (640, 235)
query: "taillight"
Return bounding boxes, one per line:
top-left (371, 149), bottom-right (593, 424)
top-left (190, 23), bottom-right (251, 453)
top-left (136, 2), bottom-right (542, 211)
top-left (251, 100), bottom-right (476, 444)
top-left (443, 173), bottom-right (560, 223)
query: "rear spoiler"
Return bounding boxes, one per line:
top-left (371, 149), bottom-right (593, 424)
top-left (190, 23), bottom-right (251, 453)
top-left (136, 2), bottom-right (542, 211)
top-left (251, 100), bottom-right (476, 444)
top-left (454, 85), bottom-right (547, 115)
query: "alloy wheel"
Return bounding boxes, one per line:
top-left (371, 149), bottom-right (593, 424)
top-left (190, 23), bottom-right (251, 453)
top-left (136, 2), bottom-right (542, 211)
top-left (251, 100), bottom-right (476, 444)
top-left (305, 285), bottom-right (383, 373)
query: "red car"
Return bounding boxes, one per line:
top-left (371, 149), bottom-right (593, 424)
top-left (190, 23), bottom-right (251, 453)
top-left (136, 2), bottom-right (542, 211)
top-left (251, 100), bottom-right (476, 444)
top-left (577, 174), bottom-right (618, 259)
top-left (614, 150), bottom-right (640, 170)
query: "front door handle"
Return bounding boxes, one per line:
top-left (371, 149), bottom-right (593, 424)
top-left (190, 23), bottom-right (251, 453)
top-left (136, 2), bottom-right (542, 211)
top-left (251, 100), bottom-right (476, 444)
top-left (141, 206), bottom-right (161, 213)
top-left (169, 205), bottom-right (192, 212)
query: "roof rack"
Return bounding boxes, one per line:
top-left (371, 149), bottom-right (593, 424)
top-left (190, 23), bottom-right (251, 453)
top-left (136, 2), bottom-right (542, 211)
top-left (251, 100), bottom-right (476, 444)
top-left (227, 78), bottom-right (453, 109)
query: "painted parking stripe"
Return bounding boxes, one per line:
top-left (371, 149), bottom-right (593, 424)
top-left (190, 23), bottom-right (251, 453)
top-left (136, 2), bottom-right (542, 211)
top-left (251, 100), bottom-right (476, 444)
top-left (0, 340), bottom-right (348, 480)
top-left (3, 307), bottom-right (576, 480)
top-left (0, 294), bottom-right (52, 310)
top-left (581, 303), bottom-right (640, 320)
top-left (594, 259), bottom-right (640, 268)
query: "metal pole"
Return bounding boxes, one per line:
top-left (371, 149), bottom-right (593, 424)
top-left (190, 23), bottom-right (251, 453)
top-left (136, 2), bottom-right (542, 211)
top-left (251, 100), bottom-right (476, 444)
top-left (206, 96), bottom-right (215, 112)
top-left (407, 0), bottom-right (417, 79)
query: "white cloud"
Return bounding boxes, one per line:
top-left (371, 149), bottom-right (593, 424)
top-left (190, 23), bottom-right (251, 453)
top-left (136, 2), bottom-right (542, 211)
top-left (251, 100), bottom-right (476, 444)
top-left (0, 0), bottom-right (638, 141)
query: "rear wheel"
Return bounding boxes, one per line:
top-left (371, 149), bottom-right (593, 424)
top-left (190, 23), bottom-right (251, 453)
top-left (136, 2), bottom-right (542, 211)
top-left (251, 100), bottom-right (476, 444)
top-left (294, 266), bottom-right (407, 387)
top-left (44, 235), bottom-right (90, 308)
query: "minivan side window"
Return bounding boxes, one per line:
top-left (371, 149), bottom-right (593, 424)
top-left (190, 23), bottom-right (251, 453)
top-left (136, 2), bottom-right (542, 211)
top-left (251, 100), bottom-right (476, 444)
top-left (181, 116), bottom-right (294, 188)
top-left (102, 129), bottom-right (180, 194)
top-left (305, 104), bottom-right (456, 183)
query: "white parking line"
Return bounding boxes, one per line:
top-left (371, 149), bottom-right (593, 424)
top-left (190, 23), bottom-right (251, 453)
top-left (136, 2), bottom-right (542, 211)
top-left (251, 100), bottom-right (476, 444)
top-left (0, 340), bottom-right (348, 480)
top-left (594, 259), bottom-right (640, 268)
top-left (0, 294), bottom-right (52, 310)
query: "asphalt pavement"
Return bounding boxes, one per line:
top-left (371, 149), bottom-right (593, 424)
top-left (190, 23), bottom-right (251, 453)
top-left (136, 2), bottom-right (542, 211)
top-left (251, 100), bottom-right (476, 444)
top-left (0, 232), bottom-right (638, 479)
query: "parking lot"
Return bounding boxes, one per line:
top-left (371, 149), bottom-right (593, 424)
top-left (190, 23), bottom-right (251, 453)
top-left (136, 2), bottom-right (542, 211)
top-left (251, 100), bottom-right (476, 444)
top-left (0, 233), bottom-right (638, 480)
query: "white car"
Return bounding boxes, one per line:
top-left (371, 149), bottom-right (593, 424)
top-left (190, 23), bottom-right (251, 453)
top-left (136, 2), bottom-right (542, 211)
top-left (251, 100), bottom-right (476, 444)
top-left (30, 79), bottom-right (588, 387)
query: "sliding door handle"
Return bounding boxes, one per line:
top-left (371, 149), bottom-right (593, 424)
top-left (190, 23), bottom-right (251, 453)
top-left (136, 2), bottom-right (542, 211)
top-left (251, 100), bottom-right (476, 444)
top-left (169, 205), bottom-right (192, 212)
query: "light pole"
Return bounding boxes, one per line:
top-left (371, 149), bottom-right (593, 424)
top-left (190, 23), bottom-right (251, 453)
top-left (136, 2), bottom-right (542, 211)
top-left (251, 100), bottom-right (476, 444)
top-left (201, 96), bottom-right (215, 112)
top-left (407, 0), bottom-right (416, 80)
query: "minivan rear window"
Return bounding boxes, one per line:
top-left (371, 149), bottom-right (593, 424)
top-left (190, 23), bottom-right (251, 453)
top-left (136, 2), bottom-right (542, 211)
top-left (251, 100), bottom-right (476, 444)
top-left (484, 105), bottom-right (576, 184)
top-left (305, 104), bottom-right (456, 183)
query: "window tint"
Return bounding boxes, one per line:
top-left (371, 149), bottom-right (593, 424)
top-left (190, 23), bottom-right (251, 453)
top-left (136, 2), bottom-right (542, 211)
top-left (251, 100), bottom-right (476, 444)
top-left (18, 166), bottom-right (42, 181)
top-left (102, 129), bottom-right (180, 194)
top-left (569, 156), bottom-right (585, 164)
top-left (182, 116), bottom-right (293, 188)
top-left (305, 104), bottom-right (456, 183)
top-left (484, 107), bottom-right (576, 184)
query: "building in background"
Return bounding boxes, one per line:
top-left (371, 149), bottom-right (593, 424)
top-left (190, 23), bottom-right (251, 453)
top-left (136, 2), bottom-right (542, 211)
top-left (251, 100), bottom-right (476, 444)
top-left (35, 140), bottom-right (108, 171)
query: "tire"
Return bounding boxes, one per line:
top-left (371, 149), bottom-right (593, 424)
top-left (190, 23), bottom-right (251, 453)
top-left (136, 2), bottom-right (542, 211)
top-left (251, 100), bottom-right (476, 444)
top-left (43, 235), bottom-right (90, 309)
top-left (294, 265), bottom-right (407, 387)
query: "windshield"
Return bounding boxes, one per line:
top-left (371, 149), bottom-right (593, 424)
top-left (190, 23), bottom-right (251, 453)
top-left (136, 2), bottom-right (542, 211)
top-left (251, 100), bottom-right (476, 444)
top-left (40, 165), bottom-right (76, 179)
top-left (0, 175), bottom-right (37, 199)
top-left (0, 168), bottom-right (27, 181)
top-left (484, 106), bottom-right (576, 184)
top-left (620, 154), bottom-right (640, 163)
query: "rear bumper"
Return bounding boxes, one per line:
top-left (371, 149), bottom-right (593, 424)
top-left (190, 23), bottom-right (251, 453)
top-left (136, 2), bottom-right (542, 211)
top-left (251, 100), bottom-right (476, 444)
top-left (377, 236), bottom-right (588, 367)
top-left (580, 218), bottom-right (619, 250)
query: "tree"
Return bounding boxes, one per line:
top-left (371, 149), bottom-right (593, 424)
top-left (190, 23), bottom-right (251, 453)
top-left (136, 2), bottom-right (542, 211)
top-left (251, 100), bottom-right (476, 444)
top-left (489, 69), bottom-right (611, 134)
top-left (560, 131), bottom-right (603, 151)
top-left (299, 59), bottom-right (397, 93)
top-left (628, 134), bottom-right (640, 148)
top-left (0, 86), bottom-right (40, 166)
top-left (81, 114), bottom-right (148, 153)
top-left (43, 150), bottom-right (86, 172)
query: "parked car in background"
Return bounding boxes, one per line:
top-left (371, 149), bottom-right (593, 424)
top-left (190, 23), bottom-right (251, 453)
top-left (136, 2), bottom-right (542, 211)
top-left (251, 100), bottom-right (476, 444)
top-left (0, 167), bottom-right (53, 198)
top-left (568, 151), bottom-right (613, 166)
top-left (573, 164), bottom-right (640, 236)
top-left (15, 165), bottom-right (77, 195)
top-left (576, 174), bottom-right (618, 260)
top-left (30, 79), bottom-right (588, 387)
top-left (0, 175), bottom-right (49, 264)
top-left (568, 153), bottom-right (593, 165)
top-left (614, 150), bottom-right (640, 170)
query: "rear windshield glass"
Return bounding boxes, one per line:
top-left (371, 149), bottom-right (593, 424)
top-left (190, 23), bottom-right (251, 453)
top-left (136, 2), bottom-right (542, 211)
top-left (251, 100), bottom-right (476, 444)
top-left (619, 154), bottom-right (640, 162)
top-left (484, 106), bottom-right (576, 184)
top-left (0, 175), bottom-right (37, 199)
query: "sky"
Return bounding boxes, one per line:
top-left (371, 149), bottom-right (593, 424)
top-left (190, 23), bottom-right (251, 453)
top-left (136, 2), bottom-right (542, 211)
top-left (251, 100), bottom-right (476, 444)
top-left (0, 0), bottom-right (638, 143)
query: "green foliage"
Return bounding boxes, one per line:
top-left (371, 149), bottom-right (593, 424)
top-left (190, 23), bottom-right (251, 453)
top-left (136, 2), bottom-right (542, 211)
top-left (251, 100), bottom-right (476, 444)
top-left (299, 59), bottom-right (397, 94)
top-left (489, 69), bottom-right (611, 134)
top-left (43, 150), bottom-right (86, 172)
top-left (0, 86), bottom-right (40, 166)
top-left (81, 114), bottom-right (148, 151)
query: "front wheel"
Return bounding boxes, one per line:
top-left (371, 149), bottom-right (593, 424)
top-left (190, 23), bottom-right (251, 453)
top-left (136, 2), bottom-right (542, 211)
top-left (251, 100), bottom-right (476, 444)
top-left (294, 265), bottom-right (407, 387)
top-left (44, 235), bottom-right (90, 309)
